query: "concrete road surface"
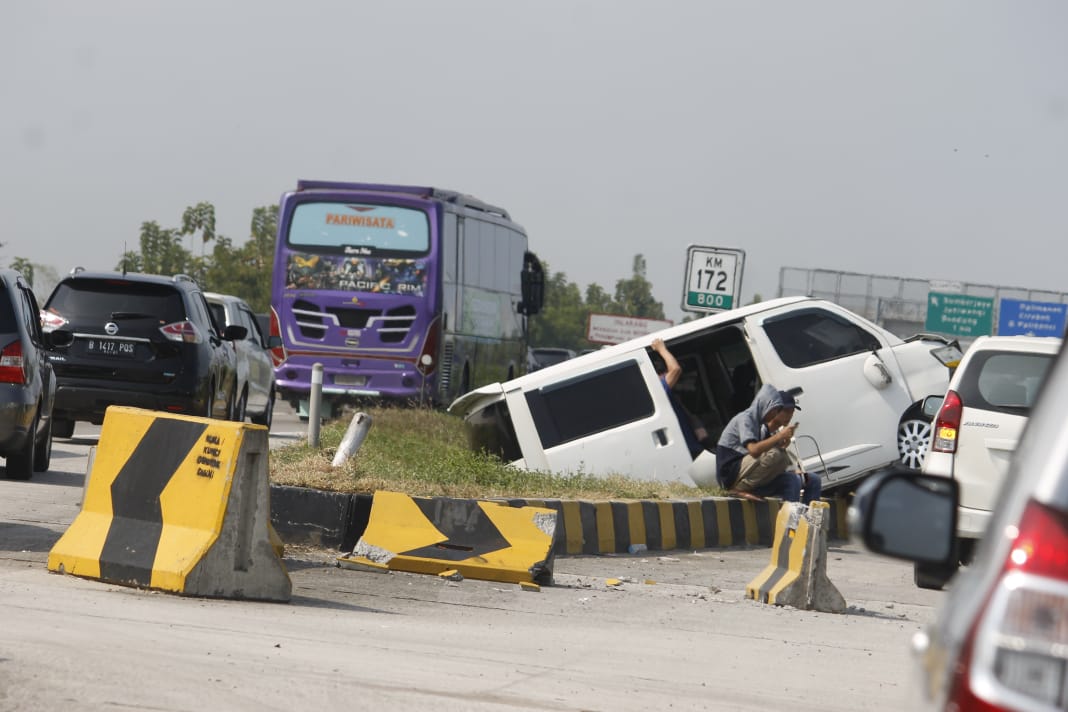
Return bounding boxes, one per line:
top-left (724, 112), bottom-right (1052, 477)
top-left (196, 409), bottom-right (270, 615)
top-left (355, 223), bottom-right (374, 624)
top-left (0, 411), bottom-right (944, 712)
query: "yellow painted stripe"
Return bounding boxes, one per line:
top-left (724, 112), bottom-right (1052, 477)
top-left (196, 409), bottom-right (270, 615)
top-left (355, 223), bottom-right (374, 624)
top-left (595, 502), bottom-right (615, 553)
top-left (658, 502), bottom-right (676, 551)
top-left (766, 517), bottom-right (810, 604)
top-left (687, 501), bottom-right (704, 549)
top-left (714, 499), bottom-right (732, 547)
top-left (742, 500), bottom-right (760, 545)
top-left (625, 502), bottom-right (646, 549)
top-left (562, 502), bottom-right (583, 554)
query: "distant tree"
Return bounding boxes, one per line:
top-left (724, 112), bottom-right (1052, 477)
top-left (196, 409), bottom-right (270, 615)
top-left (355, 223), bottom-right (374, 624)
top-left (9, 257), bottom-right (34, 286)
top-left (181, 201), bottom-right (217, 255)
top-left (117, 221), bottom-right (191, 276)
top-left (528, 253), bottom-right (666, 351)
top-left (201, 206), bottom-right (277, 312)
top-left (612, 254), bottom-right (665, 319)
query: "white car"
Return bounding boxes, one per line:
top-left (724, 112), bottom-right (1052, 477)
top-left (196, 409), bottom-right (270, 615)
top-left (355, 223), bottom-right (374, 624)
top-left (451, 296), bottom-right (960, 492)
top-left (917, 334), bottom-right (1062, 589)
top-left (205, 293), bottom-right (282, 428)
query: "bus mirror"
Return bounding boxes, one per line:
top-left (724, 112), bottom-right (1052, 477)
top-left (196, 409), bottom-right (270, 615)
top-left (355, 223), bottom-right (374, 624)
top-left (519, 251), bottom-right (544, 317)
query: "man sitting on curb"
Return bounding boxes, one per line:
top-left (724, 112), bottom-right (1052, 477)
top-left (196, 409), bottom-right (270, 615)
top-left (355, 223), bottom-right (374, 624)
top-left (714, 385), bottom-right (821, 504)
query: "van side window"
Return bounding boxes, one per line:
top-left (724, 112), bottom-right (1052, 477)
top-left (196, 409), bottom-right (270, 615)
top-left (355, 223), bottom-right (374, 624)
top-left (526, 361), bottom-right (654, 448)
top-left (764, 308), bottom-right (880, 368)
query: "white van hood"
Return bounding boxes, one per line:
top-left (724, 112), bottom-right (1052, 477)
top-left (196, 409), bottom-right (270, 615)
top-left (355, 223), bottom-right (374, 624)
top-left (448, 383), bottom-right (505, 418)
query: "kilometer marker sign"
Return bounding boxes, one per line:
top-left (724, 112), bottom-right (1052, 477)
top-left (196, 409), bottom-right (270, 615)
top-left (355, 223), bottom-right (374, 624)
top-left (682, 246), bottom-right (745, 313)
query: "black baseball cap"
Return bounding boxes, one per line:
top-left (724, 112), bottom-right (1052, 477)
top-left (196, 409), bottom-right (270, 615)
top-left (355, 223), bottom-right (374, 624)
top-left (779, 390), bottom-right (801, 411)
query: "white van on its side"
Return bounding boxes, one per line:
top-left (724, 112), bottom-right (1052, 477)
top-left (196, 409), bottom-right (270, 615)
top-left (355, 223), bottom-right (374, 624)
top-left (448, 296), bottom-right (961, 492)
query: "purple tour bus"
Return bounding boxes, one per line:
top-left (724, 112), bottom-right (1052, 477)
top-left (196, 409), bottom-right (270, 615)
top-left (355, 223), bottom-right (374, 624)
top-left (269, 181), bottom-right (544, 417)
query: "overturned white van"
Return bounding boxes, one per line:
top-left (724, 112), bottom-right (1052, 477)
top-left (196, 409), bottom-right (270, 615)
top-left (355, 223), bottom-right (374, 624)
top-left (448, 297), bottom-right (961, 493)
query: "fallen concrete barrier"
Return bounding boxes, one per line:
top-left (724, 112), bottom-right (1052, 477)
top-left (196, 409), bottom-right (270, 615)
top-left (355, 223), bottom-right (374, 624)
top-left (48, 406), bottom-right (291, 602)
top-left (337, 491), bottom-right (556, 585)
top-left (745, 501), bottom-right (845, 613)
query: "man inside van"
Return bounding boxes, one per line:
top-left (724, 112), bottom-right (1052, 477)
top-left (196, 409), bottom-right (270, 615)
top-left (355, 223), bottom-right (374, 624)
top-left (651, 338), bottom-right (709, 457)
top-left (715, 386), bottom-right (822, 504)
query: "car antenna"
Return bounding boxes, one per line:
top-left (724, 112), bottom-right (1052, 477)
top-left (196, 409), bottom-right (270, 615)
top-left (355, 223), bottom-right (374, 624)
top-left (122, 242), bottom-right (128, 276)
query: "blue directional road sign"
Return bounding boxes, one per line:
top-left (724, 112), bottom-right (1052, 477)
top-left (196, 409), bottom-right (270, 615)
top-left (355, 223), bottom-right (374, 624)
top-left (997, 298), bottom-right (1067, 337)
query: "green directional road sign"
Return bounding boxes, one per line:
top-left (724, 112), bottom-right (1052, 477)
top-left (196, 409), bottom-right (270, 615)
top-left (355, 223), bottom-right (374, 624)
top-left (925, 292), bottom-right (994, 338)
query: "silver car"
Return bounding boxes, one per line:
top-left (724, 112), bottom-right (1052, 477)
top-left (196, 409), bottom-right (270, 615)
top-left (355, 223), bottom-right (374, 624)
top-left (917, 335), bottom-right (1061, 588)
top-left (205, 293), bottom-right (282, 428)
top-left (850, 335), bottom-right (1068, 711)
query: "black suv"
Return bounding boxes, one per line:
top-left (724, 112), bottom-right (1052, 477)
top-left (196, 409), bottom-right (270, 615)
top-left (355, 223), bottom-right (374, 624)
top-left (0, 268), bottom-right (56, 478)
top-left (40, 271), bottom-right (246, 437)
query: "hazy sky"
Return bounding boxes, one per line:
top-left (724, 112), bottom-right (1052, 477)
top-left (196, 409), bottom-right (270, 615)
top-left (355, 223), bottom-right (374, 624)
top-left (5, 1), bottom-right (1066, 321)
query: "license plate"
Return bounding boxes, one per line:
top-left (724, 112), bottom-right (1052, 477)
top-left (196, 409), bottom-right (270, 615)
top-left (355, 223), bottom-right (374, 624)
top-left (334, 374), bottom-right (367, 386)
top-left (86, 339), bottom-right (137, 358)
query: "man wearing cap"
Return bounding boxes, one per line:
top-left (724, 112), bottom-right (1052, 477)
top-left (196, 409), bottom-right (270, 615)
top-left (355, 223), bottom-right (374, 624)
top-left (715, 384), bottom-right (821, 504)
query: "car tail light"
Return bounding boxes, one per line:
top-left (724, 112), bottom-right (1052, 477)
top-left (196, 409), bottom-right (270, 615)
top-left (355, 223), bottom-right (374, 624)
top-left (931, 389), bottom-right (962, 453)
top-left (416, 316), bottom-right (441, 376)
top-left (159, 320), bottom-right (203, 344)
top-left (949, 500), bottom-right (1068, 710)
top-left (269, 307), bottom-right (285, 367)
top-left (0, 339), bottom-right (26, 384)
top-left (40, 309), bottom-right (67, 333)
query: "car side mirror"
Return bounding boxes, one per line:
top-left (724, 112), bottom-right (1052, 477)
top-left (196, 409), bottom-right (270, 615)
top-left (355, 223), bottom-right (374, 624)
top-left (921, 394), bottom-right (943, 419)
top-left (848, 468), bottom-right (959, 566)
top-left (45, 329), bottom-right (74, 349)
top-left (223, 324), bottom-right (248, 341)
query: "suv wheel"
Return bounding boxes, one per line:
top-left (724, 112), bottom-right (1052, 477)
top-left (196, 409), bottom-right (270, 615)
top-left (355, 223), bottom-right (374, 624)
top-left (897, 414), bottom-right (932, 469)
top-left (5, 412), bottom-right (37, 480)
top-left (915, 560), bottom-right (957, 590)
top-left (52, 418), bottom-right (75, 439)
top-left (33, 414), bottom-right (53, 472)
top-left (251, 387), bottom-right (274, 429)
top-left (232, 389), bottom-right (247, 422)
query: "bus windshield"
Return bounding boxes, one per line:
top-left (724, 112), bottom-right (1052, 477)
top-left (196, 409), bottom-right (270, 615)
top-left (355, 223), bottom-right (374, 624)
top-left (288, 202), bottom-right (430, 255)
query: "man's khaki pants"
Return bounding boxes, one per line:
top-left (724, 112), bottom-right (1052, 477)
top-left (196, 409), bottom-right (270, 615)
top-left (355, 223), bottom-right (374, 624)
top-left (733, 447), bottom-right (791, 491)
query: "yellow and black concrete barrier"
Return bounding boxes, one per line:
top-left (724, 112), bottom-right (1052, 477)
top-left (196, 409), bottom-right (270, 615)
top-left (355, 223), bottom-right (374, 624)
top-left (48, 406), bottom-right (292, 602)
top-left (337, 491), bottom-right (556, 585)
top-left (745, 501), bottom-right (845, 613)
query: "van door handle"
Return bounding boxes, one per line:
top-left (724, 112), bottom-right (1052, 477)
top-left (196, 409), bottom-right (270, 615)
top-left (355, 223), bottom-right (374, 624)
top-left (653, 428), bottom-right (668, 446)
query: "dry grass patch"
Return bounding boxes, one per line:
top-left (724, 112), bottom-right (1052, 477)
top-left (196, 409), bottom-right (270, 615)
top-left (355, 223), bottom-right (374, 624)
top-left (270, 405), bottom-right (718, 500)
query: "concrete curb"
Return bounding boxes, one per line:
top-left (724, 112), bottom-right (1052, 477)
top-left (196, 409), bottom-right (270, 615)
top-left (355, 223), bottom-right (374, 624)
top-left (270, 484), bottom-right (851, 555)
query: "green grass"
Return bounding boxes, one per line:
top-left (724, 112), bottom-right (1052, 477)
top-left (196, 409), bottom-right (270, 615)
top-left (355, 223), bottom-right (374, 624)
top-left (270, 406), bottom-right (721, 500)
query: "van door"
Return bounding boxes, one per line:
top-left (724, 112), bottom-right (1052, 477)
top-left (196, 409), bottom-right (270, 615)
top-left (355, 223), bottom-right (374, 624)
top-left (514, 350), bottom-right (695, 483)
top-left (745, 303), bottom-right (913, 488)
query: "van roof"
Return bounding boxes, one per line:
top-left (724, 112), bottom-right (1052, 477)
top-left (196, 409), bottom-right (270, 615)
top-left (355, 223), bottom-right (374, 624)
top-left (449, 295), bottom-right (817, 416)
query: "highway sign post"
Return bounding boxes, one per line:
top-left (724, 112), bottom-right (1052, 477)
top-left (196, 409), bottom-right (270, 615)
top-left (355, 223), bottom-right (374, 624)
top-left (682, 246), bottom-right (745, 314)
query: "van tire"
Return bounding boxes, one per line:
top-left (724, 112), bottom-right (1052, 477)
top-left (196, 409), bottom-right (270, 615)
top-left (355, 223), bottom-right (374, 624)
top-left (52, 418), bottom-right (75, 439)
top-left (897, 406), bottom-right (932, 470)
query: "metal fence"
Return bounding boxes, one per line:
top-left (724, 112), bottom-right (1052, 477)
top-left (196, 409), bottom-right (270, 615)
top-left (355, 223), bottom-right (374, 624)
top-left (777, 267), bottom-right (1068, 340)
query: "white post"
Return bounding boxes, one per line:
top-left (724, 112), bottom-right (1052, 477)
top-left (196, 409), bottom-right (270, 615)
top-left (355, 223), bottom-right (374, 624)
top-left (308, 363), bottom-right (323, 448)
top-left (332, 412), bottom-right (373, 467)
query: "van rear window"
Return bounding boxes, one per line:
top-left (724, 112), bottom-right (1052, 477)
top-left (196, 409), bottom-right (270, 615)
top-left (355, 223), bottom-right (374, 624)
top-left (526, 361), bottom-right (654, 448)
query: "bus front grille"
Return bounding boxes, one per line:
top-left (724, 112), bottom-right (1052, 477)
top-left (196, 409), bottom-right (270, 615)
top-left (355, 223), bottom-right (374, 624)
top-left (293, 300), bottom-right (416, 344)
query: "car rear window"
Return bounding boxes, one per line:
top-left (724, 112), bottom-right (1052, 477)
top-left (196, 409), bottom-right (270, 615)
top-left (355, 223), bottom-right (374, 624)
top-left (46, 280), bottom-right (186, 325)
top-left (0, 289), bottom-right (16, 332)
top-left (961, 351), bottom-right (1056, 412)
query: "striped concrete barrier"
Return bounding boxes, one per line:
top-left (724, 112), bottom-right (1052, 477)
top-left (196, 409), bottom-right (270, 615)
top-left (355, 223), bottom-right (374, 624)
top-left (49, 407), bottom-right (291, 602)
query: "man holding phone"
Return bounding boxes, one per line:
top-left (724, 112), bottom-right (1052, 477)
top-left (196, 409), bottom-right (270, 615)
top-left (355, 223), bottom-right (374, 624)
top-left (715, 385), bottom-right (821, 504)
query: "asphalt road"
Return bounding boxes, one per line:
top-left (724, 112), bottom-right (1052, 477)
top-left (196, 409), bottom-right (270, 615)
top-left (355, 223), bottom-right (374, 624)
top-left (0, 407), bottom-right (947, 711)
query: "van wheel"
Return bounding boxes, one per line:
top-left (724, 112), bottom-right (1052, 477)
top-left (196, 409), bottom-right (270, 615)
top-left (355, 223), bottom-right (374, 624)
top-left (914, 560), bottom-right (957, 590)
top-left (897, 411), bottom-right (932, 469)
